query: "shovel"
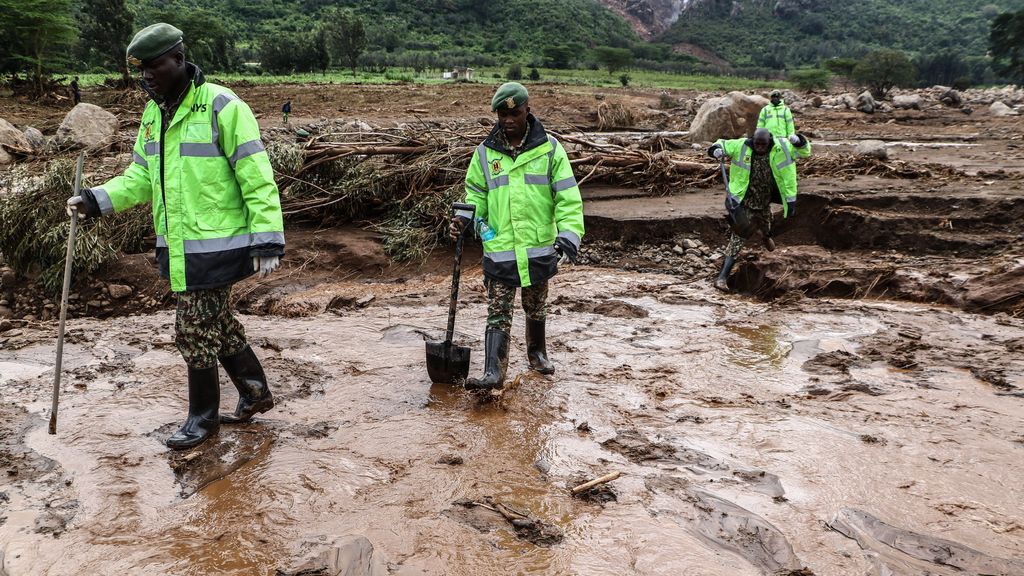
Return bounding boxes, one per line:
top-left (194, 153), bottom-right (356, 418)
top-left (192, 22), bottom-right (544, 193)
top-left (426, 203), bottom-right (475, 384)
top-left (49, 151), bottom-right (85, 434)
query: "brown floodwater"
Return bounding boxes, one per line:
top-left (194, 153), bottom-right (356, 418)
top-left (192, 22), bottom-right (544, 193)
top-left (1, 269), bottom-right (1022, 575)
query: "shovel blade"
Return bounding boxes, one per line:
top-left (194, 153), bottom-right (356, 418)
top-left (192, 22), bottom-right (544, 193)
top-left (426, 340), bottom-right (471, 384)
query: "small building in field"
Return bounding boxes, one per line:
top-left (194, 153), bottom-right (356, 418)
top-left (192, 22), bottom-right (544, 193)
top-left (442, 67), bottom-right (474, 81)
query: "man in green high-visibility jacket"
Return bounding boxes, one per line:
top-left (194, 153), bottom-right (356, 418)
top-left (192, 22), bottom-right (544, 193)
top-left (709, 127), bottom-right (811, 292)
top-left (757, 89), bottom-right (797, 140)
top-left (449, 82), bottom-right (585, 391)
top-left (66, 24), bottom-right (284, 450)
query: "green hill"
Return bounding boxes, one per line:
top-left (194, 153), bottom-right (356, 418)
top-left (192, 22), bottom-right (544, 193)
top-left (659, 0), bottom-right (1024, 70)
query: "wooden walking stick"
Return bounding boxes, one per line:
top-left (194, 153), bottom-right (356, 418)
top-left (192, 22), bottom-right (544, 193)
top-left (49, 152), bottom-right (85, 435)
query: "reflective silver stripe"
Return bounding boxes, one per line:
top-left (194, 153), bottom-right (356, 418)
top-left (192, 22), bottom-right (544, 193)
top-left (732, 143), bottom-right (750, 170)
top-left (229, 139), bottom-right (265, 168)
top-left (493, 175), bottom-right (509, 187)
top-left (527, 246), bottom-right (557, 258)
top-left (251, 231), bottom-right (285, 245)
top-left (552, 176), bottom-right (577, 193)
top-left (183, 234), bottom-right (250, 254)
top-left (156, 235), bottom-right (167, 248)
top-left (454, 208), bottom-right (473, 219)
top-left (132, 151), bottom-right (149, 170)
top-left (92, 188), bottom-right (114, 215)
top-left (477, 143), bottom-right (494, 190)
top-left (467, 182), bottom-right (486, 195)
top-left (557, 230), bottom-right (581, 250)
top-left (524, 174), bottom-right (550, 186)
top-left (484, 250), bottom-right (516, 262)
top-left (776, 138), bottom-right (795, 169)
top-left (180, 142), bottom-right (221, 157)
top-left (212, 92), bottom-right (238, 114)
top-left (547, 136), bottom-right (557, 183)
top-left (144, 141), bottom-right (159, 155)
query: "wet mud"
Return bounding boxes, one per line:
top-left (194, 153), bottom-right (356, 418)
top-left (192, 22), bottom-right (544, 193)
top-left (1, 269), bottom-right (1022, 575)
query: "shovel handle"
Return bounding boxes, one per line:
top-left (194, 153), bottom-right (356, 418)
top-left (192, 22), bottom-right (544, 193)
top-left (445, 203), bottom-right (475, 344)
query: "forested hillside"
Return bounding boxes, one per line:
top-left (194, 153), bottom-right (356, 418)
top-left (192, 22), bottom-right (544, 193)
top-left (660, 0), bottom-right (1024, 70)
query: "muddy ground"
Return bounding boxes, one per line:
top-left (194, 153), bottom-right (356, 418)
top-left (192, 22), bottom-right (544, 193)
top-left (1, 82), bottom-right (1023, 575)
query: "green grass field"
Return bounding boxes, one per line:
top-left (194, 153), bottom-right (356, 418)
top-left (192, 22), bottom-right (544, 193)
top-left (76, 67), bottom-right (785, 92)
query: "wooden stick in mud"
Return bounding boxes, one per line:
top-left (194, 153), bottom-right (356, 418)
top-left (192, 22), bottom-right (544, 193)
top-left (570, 471), bottom-right (622, 495)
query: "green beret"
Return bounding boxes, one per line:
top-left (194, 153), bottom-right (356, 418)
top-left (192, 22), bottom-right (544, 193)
top-left (126, 23), bottom-right (183, 67)
top-left (491, 82), bottom-right (529, 112)
top-left (770, 89), bottom-right (782, 98)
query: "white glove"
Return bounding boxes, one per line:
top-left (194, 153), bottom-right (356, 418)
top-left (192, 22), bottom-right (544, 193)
top-left (712, 147), bottom-right (724, 159)
top-left (252, 256), bottom-right (280, 279)
top-left (66, 196), bottom-right (86, 219)
top-left (789, 133), bottom-right (801, 145)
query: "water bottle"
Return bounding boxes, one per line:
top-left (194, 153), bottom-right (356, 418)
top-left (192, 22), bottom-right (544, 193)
top-left (475, 217), bottom-right (496, 241)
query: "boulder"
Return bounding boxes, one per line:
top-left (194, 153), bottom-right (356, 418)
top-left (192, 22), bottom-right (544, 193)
top-left (811, 96), bottom-right (823, 108)
top-left (689, 91), bottom-right (768, 142)
top-left (990, 101), bottom-right (1019, 117)
top-left (854, 140), bottom-right (888, 160)
top-left (107, 284), bottom-right (133, 299)
top-left (22, 127), bottom-right (45, 151)
top-left (0, 118), bottom-right (33, 164)
top-left (855, 91), bottom-right (876, 114)
top-left (939, 89), bottom-right (963, 107)
top-left (54, 103), bottom-right (118, 149)
top-left (892, 94), bottom-right (923, 110)
top-left (276, 536), bottom-right (388, 576)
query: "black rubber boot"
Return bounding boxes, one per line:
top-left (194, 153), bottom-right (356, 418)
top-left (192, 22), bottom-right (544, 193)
top-left (526, 319), bottom-right (555, 375)
top-left (714, 255), bottom-right (736, 292)
top-left (465, 328), bottom-right (510, 391)
top-left (219, 345), bottom-right (274, 424)
top-left (166, 366), bottom-right (220, 450)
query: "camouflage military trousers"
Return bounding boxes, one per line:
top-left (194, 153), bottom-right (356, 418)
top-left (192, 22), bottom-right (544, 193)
top-left (724, 206), bottom-right (773, 257)
top-left (175, 286), bottom-right (248, 369)
top-left (485, 278), bottom-right (548, 333)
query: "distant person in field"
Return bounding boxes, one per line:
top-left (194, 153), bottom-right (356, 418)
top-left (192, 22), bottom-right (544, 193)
top-left (709, 127), bottom-right (811, 292)
top-left (282, 100), bottom-right (291, 125)
top-left (448, 82), bottom-right (585, 391)
top-left (757, 89), bottom-right (797, 140)
top-left (70, 76), bottom-right (81, 105)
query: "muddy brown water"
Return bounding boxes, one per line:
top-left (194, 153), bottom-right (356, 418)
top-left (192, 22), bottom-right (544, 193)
top-left (1, 269), bottom-right (1022, 575)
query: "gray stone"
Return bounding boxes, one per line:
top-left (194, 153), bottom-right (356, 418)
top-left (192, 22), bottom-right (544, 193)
top-left (0, 306), bottom-right (11, 319)
top-left (22, 127), bottom-right (45, 152)
top-left (990, 101), bottom-right (1019, 117)
top-left (672, 245), bottom-right (684, 255)
top-left (892, 94), bottom-right (923, 110)
top-left (854, 140), bottom-right (888, 160)
top-left (277, 535), bottom-right (388, 576)
top-left (855, 91), bottom-right (876, 114)
top-left (55, 103), bottom-right (119, 150)
top-left (0, 118), bottom-right (33, 164)
top-left (689, 91), bottom-right (769, 142)
top-left (107, 284), bottom-right (133, 299)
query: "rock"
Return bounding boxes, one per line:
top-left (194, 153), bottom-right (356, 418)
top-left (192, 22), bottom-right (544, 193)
top-left (990, 101), bottom-right (1019, 117)
top-left (0, 319), bottom-right (11, 331)
top-left (854, 140), bottom-right (888, 160)
top-left (961, 106), bottom-right (973, 115)
top-left (811, 96), bottom-right (823, 108)
top-left (892, 94), bottom-right (923, 110)
top-left (277, 535), bottom-right (388, 576)
top-left (672, 245), bottom-right (684, 255)
top-left (107, 284), bottom-right (133, 299)
top-left (689, 91), bottom-right (769, 142)
top-left (682, 239), bottom-right (700, 250)
top-left (340, 119), bottom-right (373, 133)
top-left (855, 91), bottom-right (876, 114)
top-left (0, 268), bottom-right (13, 286)
top-left (22, 314), bottom-right (35, 322)
top-left (22, 127), bottom-right (45, 152)
top-left (86, 300), bottom-right (102, 307)
top-left (54, 103), bottom-right (119, 150)
top-left (0, 118), bottom-right (33, 164)
top-left (940, 89), bottom-right (963, 107)
top-left (356, 294), bottom-right (375, 307)
top-left (0, 306), bottom-right (11, 319)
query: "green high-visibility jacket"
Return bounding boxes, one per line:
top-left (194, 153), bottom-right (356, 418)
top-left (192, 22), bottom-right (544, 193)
top-left (757, 101), bottom-right (795, 138)
top-left (714, 135), bottom-right (811, 218)
top-left (83, 64), bottom-right (284, 292)
top-left (463, 115), bottom-right (584, 287)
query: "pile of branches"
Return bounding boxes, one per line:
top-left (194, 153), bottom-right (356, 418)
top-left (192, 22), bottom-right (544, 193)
top-left (801, 152), bottom-right (966, 180)
top-left (268, 126), bottom-right (720, 259)
top-left (0, 159), bottom-right (150, 295)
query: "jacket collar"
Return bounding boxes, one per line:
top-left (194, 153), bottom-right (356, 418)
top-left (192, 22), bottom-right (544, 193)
top-left (483, 114), bottom-right (548, 157)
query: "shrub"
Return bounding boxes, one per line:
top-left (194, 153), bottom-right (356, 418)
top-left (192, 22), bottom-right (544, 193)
top-left (506, 64), bottom-right (522, 80)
